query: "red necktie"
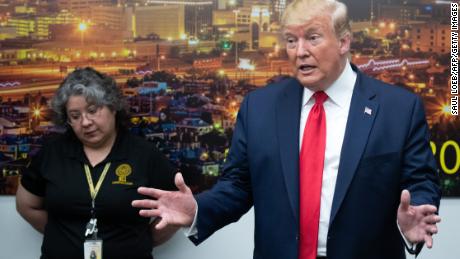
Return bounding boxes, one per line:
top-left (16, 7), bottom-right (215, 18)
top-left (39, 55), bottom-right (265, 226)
top-left (299, 91), bottom-right (328, 259)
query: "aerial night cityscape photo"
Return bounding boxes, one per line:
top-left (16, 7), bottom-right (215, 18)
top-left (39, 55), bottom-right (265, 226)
top-left (0, 0), bottom-right (458, 196)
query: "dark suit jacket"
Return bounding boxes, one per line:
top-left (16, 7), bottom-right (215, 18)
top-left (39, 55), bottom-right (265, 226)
top-left (191, 65), bottom-right (441, 259)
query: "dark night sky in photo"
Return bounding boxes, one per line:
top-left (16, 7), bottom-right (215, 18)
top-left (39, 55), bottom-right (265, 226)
top-left (342, 0), bottom-right (372, 20)
top-left (342, 0), bottom-right (412, 20)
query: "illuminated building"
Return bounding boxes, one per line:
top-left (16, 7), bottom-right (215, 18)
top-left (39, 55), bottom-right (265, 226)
top-left (55, 0), bottom-right (112, 18)
top-left (134, 5), bottom-right (184, 40)
top-left (378, 2), bottom-right (450, 25)
top-left (271, 0), bottom-right (291, 22)
top-left (14, 5), bottom-right (36, 14)
top-left (249, 4), bottom-right (269, 49)
top-left (242, 0), bottom-right (262, 7)
top-left (212, 4), bottom-right (271, 50)
top-left (7, 10), bottom-right (76, 39)
top-left (410, 22), bottom-right (450, 53)
top-left (212, 7), bottom-right (250, 27)
top-left (0, 26), bottom-right (17, 40)
top-left (7, 16), bottom-right (34, 37)
top-left (147, 0), bottom-right (214, 39)
top-left (242, 0), bottom-right (289, 23)
top-left (90, 5), bottom-right (134, 40)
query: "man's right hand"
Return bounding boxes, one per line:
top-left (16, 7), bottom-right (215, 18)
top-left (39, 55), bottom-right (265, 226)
top-left (132, 173), bottom-right (197, 230)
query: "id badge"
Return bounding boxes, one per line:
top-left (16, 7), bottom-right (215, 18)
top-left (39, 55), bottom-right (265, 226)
top-left (84, 239), bottom-right (103, 259)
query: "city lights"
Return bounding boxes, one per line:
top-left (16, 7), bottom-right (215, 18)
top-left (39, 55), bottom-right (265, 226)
top-left (78, 22), bottom-right (87, 32)
top-left (33, 108), bottom-right (41, 118)
top-left (78, 22), bottom-right (87, 46)
top-left (442, 105), bottom-right (451, 115)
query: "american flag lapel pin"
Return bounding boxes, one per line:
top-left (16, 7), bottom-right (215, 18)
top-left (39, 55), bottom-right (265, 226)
top-left (364, 106), bottom-right (372, 115)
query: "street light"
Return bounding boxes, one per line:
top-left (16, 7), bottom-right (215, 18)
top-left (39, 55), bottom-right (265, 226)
top-left (33, 108), bottom-right (41, 118)
top-left (29, 106), bottom-right (41, 131)
top-left (78, 22), bottom-right (87, 46)
top-left (157, 55), bottom-right (165, 71)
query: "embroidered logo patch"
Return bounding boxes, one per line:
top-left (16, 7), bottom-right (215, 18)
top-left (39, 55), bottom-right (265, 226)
top-left (112, 164), bottom-right (133, 185)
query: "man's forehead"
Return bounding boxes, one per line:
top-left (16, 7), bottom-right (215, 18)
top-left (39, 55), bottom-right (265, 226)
top-left (283, 21), bottom-right (329, 35)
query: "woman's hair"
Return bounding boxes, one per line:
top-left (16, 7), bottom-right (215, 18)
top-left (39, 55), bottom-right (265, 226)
top-left (281, 0), bottom-right (351, 39)
top-left (50, 67), bottom-right (129, 130)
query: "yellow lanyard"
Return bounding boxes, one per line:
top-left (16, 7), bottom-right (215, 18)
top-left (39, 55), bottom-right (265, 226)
top-left (84, 163), bottom-right (111, 200)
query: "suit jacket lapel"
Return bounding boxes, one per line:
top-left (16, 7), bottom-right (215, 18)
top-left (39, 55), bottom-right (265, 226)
top-left (330, 70), bottom-right (379, 223)
top-left (276, 78), bottom-right (303, 224)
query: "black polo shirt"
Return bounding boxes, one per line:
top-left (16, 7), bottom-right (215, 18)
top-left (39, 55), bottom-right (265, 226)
top-left (21, 130), bottom-right (176, 259)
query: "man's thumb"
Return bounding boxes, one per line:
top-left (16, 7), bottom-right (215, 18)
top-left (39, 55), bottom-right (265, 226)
top-left (400, 189), bottom-right (411, 211)
top-left (175, 172), bottom-right (188, 192)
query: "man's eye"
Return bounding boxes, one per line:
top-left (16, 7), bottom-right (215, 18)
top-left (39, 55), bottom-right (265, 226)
top-left (286, 38), bottom-right (297, 48)
top-left (309, 35), bottom-right (321, 44)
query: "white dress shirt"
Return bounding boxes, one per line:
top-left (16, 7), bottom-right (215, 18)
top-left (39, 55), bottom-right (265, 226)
top-left (299, 63), bottom-right (356, 256)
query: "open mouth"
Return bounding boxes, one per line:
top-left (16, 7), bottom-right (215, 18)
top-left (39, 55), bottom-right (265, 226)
top-left (298, 64), bottom-right (316, 72)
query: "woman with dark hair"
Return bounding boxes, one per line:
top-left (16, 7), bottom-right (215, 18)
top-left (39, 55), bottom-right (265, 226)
top-left (16, 67), bottom-right (178, 259)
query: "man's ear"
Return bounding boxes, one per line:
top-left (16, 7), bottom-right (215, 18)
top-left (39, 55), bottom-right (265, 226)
top-left (339, 32), bottom-right (351, 55)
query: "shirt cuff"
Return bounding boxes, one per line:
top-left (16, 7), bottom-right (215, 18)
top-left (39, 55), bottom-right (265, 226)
top-left (397, 220), bottom-right (417, 256)
top-left (182, 200), bottom-right (198, 237)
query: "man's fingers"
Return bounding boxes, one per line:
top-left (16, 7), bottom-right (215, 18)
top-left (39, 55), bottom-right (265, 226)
top-left (175, 173), bottom-right (190, 193)
top-left (427, 225), bottom-right (438, 235)
top-left (424, 214), bottom-right (441, 225)
top-left (424, 234), bottom-right (433, 249)
top-left (132, 199), bottom-right (158, 209)
top-left (137, 186), bottom-right (166, 198)
top-left (155, 218), bottom-right (169, 230)
top-left (418, 204), bottom-right (438, 215)
top-left (400, 189), bottom-right (411, 211)
top-left (139, 208), bottom-right (162, 218)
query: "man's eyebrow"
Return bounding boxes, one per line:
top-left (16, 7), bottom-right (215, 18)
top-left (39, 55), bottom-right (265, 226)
top-left (304, 27), bottom-right (321, 35)
top-left (282, 32), bottom-right (296, 38)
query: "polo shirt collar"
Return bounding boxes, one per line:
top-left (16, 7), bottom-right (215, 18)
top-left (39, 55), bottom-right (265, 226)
top-left (63, 129), bottom-right (129, 163)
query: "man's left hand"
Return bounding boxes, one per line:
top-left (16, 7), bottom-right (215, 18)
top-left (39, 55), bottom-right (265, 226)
top-left (397, 189), bottom-right (441, 248)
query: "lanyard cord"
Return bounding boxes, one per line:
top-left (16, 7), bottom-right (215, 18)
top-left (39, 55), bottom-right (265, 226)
top-left (84, 163), bottom-right (111, 202)
top-left (83, 163), bottom-right (110, 239)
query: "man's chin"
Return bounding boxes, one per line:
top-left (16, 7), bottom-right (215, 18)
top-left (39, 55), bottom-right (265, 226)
top-left (295, 75), bottom-right (321, 89)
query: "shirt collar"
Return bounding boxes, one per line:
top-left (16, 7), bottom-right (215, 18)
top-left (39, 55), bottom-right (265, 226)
top-left (302, 62), bottom-right (357, 108)
top-left (63, 129), bottom-right (129, 163)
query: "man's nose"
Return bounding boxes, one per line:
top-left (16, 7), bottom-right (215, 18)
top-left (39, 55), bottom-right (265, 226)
top-left (296, 39), bottom-right (311, 57)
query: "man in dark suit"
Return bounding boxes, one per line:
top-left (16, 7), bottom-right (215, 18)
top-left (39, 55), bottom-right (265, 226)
top-left (132, 0), bottom-right (441, 258)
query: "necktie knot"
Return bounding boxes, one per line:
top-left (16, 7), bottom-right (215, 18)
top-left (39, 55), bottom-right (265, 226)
top-left (313, 91), bottom-right (328, 105)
